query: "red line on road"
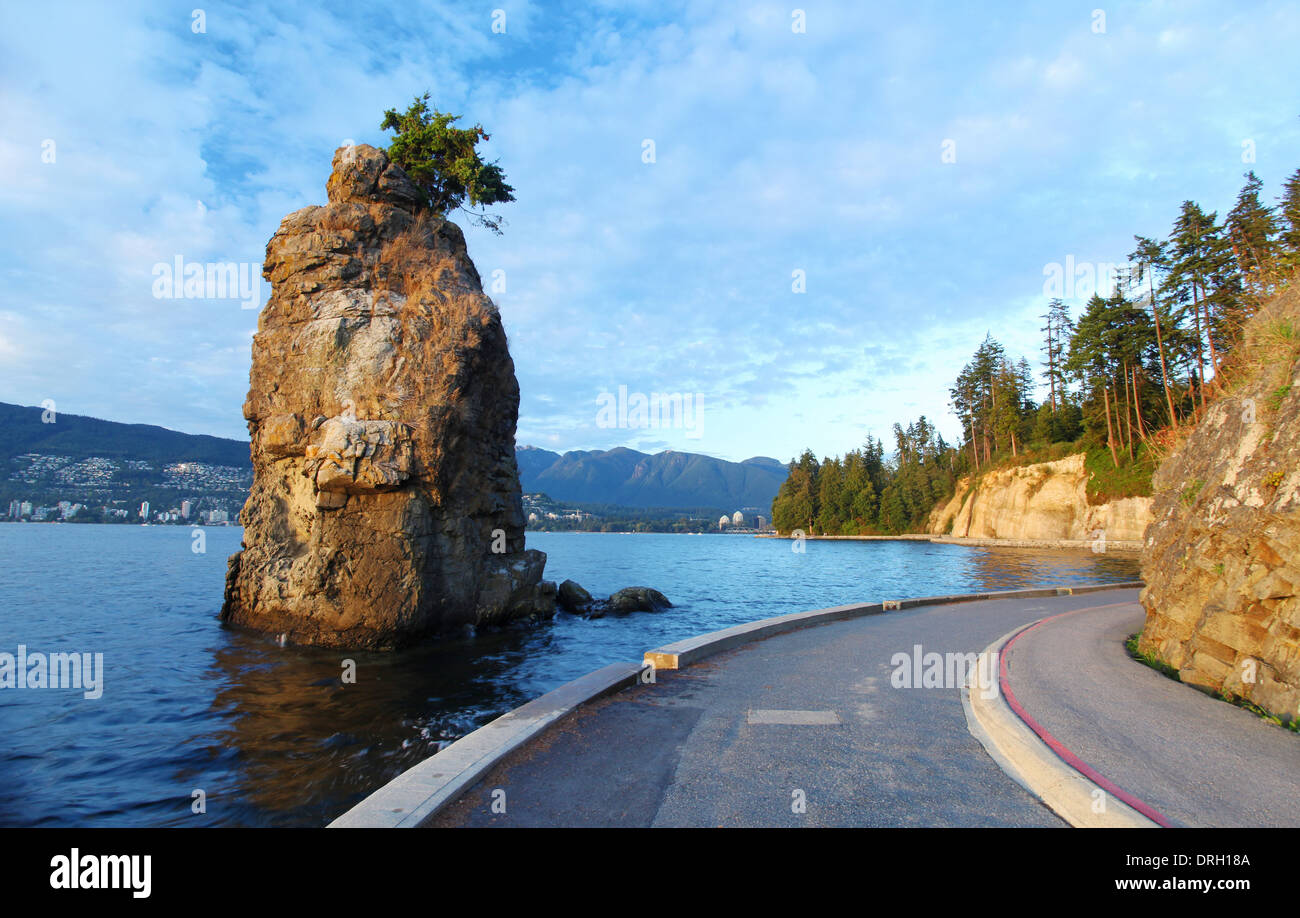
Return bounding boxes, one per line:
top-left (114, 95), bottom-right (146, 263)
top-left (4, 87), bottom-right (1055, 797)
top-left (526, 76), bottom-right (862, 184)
top-left (999, 605), bottom-right (1176, 828)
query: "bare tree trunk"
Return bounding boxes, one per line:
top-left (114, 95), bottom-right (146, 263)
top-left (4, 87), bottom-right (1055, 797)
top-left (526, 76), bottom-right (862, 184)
top-left (1102, 382), bottom-right (1119, 468)
top-left (1132, 367), bottom-right (1148, 440)
top-left (1121, 364), bottom-right (1134, 459)
top-left (1191, 291), bottom-right (1208, 410)
top-left (1148, 277), bottom-right (1177, 428)
top-left (1202, 291), bottom-right (1221, 382)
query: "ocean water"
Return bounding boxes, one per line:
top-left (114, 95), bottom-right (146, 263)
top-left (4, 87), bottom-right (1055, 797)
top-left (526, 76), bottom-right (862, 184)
top-left (0, 524), bottom-right (1139, 827)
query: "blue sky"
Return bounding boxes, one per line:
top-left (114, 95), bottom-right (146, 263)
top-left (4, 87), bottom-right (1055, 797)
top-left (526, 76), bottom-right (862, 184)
top-left (2, 1), bottom-right (1299, 463)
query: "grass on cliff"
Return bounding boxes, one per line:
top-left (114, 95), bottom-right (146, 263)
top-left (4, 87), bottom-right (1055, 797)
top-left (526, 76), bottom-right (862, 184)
top-left (1126, 631), bottom-right (1300, 734)
top-left (962, 439), bottom-right (1155, 505)
top-left (1083, 444), bottom-right (1157, 504)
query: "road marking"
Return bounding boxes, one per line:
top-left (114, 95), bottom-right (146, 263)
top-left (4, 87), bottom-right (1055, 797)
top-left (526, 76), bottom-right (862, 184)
top-left (747, 709), bottom-right (841, 725)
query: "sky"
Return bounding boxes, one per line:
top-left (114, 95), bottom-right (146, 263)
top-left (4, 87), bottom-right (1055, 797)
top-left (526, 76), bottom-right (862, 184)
top-left (2, 1), bottom-right (1299, 464)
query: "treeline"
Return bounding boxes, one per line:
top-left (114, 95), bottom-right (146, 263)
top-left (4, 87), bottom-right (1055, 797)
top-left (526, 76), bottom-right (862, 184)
top-left (959, 166), bottom-right (1300, 472)
top-left (770, 418), bottom-right (959, 535)
top-left (771, 166), bottom-right (1300, 535)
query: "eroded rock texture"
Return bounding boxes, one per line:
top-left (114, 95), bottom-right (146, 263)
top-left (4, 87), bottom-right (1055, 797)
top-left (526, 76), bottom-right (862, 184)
top-left (220, 144), bottom-right (554, 648)
top-left (1140, 286), bottom-right (1300, 718)
top-left (927, 453), bottom-right (1153, 543)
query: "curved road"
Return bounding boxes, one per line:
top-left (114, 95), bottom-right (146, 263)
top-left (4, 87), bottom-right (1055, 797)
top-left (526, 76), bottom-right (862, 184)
top-left (432, 589), bottom-right (1148, 827)
top-left (1005, 601), bottom-right (1300, 827)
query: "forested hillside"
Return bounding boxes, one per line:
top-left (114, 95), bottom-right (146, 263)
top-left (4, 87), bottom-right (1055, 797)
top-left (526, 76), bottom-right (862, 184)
top-left (772, 166), bottom-right (1300, 535)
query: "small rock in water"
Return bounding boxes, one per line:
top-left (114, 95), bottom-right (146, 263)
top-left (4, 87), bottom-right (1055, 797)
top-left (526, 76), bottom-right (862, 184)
top-left (557, 579), bottom-right (594, 613)
top-left (600, 587), bottom-right (673, 615)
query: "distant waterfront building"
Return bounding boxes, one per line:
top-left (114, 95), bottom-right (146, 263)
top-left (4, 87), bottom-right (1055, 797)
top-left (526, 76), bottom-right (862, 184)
top-left (757, 515), bottom-right (768, 530)
top-left (7, 500), bottom-right (20, 520)
top-left (731, 510), bottom-right (744, 526)
top-left (208, 509), bottom-right (229, 524)
top-left (20, 501), bottom-right (32, 518)
top-left (718, 515), bottom-right (729, 529)
top-left (181, 500), bottom-right (192, 519)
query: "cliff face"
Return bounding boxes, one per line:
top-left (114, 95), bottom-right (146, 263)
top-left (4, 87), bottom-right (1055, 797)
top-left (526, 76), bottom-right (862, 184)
top-left (1140, 287), bottom-right (1300, 718)
top-left (928, 453), bottom-right (1152, 544)
top-left (220, 144), bottom-right (554, 648)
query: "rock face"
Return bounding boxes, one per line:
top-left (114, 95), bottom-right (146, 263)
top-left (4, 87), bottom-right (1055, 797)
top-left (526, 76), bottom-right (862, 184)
top-left (220, 144), bottom-right (554, 648)
top-left (928, 453), bottom-right (1152, 543)
top-left (1139, 287), bottom-right (1300, 719)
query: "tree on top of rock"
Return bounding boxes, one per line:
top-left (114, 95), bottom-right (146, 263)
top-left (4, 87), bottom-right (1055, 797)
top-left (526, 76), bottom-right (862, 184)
top-left (381, 93), bottom-right (516, 234)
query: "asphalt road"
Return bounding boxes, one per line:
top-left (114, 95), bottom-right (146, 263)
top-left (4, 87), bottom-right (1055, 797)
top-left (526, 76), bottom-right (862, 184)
top-left (431, 588), bottom-right (1149, 827)
top-left (1005, 602), bottom-right (1300, 827)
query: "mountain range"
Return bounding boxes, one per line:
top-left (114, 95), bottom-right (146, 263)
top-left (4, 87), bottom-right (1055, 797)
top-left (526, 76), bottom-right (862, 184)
top-left (517, 445), bottom-right (787, 511)
top-left (0, 403), bottom-right (789, 512)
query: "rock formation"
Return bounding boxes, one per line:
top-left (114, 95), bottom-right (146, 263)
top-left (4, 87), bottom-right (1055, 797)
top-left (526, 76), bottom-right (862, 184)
top-left (554, 580), bottom-right (672, 618)
top-left (1139, 286), bottom-right (1300, 719)
top-left (928, 453), bottom-right (1152, 544)
top-left (220, 144), bottom-right (554, 648)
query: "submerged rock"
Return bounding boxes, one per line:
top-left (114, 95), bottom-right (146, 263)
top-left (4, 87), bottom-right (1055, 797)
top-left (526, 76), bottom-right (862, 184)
top-left (220, 144), bottom-right (553, 649)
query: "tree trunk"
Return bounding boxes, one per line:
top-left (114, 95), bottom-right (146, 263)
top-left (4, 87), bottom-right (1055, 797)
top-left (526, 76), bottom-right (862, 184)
top-left (1190, 290), bottom-right (1207, 410)
top-left (1102, 382), bottom-right (1119, 468)
top-left (1132, 367), bottom-right (1147, 440)
top-left (1121, 364), bottom-right (1134, 459)
top-left (1202, 291), bottom-right (1221, 382)
top-left (1148, 276), bottom-right (1177, 428)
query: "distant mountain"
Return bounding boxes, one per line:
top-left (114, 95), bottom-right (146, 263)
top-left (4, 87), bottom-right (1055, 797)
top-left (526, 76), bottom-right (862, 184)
top-left (0, 402), bottom-right (250, 467)
top-left (0, 402), bottom-right (789, 514)
top-left (516, 445), bottom-right (788, 511)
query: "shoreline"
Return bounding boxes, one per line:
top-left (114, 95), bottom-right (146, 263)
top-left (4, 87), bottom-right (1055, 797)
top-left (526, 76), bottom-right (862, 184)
top-left (753, 533), bottom-right (1144, 553)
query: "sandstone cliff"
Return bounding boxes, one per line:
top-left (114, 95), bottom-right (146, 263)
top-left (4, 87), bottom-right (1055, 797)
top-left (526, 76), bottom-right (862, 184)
top-left (220, 144), bottom-right (554, 648)
top-left (1140, 286), bottom-right (1300, 719)
top-left (927, 453), bottom-right (1152, 544)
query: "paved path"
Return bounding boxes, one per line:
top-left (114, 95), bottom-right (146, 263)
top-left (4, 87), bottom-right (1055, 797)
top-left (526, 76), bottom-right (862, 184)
top-left (432, 589), bottom-right (1147, 827)
top-left (1005, 602), bottom-right (1300, 827)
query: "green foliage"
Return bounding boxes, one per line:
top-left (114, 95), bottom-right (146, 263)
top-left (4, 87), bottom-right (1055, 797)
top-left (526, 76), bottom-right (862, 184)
top-left (1125, 631), bottom-right (1181, 681)
top-left (381, 92), bottom-right (515, 233)
top-left (1179, 477), bottom-right (1205, 506)
top-left (1081, 443), bottom-right (1156, 504)
top-left (770, 419), bottom-right (957, 535)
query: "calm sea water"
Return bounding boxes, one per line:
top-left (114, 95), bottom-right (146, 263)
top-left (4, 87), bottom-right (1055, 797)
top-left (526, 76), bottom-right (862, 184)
top-left (0, 524), bottom-right (1139, 827)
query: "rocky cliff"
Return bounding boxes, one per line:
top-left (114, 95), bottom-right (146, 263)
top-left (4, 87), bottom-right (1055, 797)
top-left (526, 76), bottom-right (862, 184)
top-left (928, 453), bottom-right (1152, 544)
top-left (1139, 286), bottom-right (1300, 719)
top-left (220, 144), bottom-right (554, 648)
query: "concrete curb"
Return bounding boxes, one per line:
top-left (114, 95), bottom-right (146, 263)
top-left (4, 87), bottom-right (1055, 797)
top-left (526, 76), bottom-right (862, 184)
top-left (961, 619), bottom-right (1160, 828)
top-left (332, 581), bottom-right (1145, 826)
top-left (643, 581), bottom-right (1144, 670)
top-left (328, 660), bottom-right (643, 828)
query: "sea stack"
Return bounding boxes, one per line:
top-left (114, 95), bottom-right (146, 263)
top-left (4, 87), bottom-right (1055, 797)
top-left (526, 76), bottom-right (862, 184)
top-left (220, 144), bottom-right (554, 648)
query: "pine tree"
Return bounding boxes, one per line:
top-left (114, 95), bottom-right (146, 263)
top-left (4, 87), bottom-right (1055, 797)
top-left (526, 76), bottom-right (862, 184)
top-left (1040, 298), bottom-right (1072, 413)
top-left (1226, 170), bottom-right (1281, 303)
top-left (1277, 168), bottom-right (1300, 269)
top-left (1129, 235), bottom-right (1179, 427)
top-left (1162, 201), bottom-right (1223, 407)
